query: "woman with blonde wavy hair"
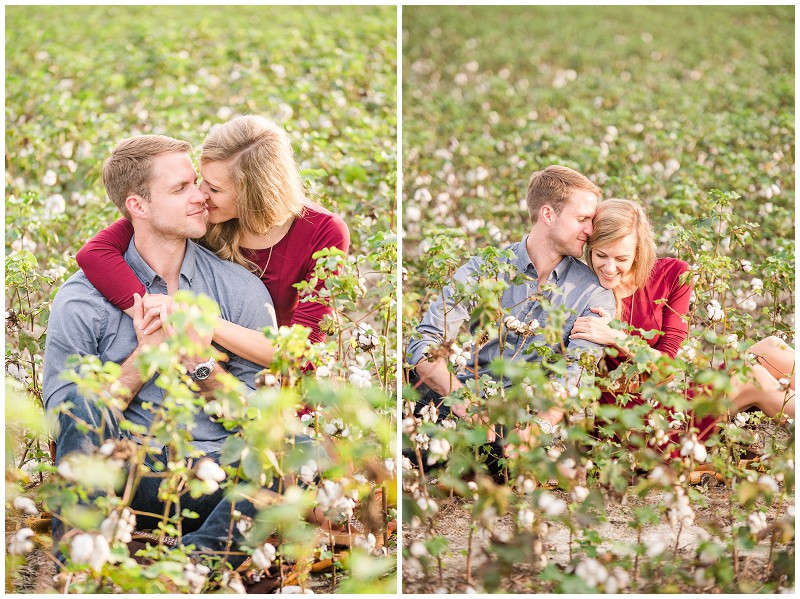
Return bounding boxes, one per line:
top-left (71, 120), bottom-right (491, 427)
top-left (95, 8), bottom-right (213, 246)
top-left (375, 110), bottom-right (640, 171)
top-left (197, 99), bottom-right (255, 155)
top-left (76, 115), bottom-right (350, 366)
top-left (569, 198), bottom-right (793, 435)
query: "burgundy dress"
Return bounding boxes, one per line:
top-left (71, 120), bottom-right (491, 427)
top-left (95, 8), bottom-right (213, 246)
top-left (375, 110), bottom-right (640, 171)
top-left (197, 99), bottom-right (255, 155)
top-left (599, 258), bottom-right (717, 443)
top-left (75, 201), bottom-right (349, 344)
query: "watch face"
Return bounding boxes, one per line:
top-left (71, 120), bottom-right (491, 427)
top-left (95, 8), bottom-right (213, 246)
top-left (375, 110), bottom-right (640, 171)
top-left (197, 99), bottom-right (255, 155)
top-left (193, 366), bottom-right (212, 380)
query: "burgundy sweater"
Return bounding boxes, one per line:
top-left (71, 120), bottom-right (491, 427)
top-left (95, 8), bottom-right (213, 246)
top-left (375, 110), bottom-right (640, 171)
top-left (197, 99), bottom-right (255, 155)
top-left (600, 257), bottom-right (692, 404)
top-left (74, 201), bottom-right (349, 343)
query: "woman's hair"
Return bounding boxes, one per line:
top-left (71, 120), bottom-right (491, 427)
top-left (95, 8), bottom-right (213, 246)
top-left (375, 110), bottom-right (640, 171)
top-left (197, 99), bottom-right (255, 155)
top-left (585, 198), bottom-right (657, 309)
top-left (201, 115), bottom-right (306, 271)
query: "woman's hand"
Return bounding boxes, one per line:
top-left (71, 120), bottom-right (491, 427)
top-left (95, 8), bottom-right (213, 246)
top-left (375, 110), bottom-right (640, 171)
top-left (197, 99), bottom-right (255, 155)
top-left (569, 306), bottom-right (624, 346)
top-left (139, 293), bottom-right (173, 335)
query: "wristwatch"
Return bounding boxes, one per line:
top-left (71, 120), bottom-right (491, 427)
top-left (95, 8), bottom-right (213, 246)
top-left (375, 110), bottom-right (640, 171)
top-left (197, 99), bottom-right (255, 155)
top-left (189, 357), bottom-right (216, 381)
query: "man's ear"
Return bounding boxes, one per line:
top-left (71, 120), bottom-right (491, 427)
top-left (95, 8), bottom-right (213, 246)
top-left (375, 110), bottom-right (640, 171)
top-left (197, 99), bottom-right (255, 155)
top-left (125, 195), bottom-right (148, 218)
top-left (540, 204), bottom-right (555, 225)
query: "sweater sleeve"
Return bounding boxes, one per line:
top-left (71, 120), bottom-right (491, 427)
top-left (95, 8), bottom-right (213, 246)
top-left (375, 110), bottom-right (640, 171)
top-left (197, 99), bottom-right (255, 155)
top-left (292, 212), bottom-right (350, 343)
top-left (652, 260), bottom-right (692, 359)
top-left (74, 218), bottom-right (145, 310)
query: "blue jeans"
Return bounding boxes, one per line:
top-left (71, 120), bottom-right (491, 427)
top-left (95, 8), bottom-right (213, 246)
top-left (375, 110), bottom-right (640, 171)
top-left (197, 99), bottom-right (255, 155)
top-left (51, 388), bottom-right (279, 568)
top-left (405, 370), bottom-right (506, 477)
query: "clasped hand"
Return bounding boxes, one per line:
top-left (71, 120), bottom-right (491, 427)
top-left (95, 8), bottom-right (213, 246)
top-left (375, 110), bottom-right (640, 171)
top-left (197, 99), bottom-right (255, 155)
top-left (569, 306), bottom-right (620, 345)
top-left (132, 292), bottom-right (213, 351)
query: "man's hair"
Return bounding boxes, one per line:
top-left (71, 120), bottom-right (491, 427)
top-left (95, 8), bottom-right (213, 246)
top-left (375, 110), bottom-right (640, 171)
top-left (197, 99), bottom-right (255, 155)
top-left (585, 198), bottom-right (657, 297)
top-left (103, 135), bottom-right (193, 219)
top-left (525, 165), bottom-right (601, 224)
top-left (200, 115), bottom-right (305, 272)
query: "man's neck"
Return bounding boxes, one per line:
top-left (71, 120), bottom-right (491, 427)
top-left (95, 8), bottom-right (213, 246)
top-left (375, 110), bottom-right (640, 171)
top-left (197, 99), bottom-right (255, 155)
top-left (132, 229), bottom-right (187, 294)
top-left (526, 226), bottom-right (565, 289)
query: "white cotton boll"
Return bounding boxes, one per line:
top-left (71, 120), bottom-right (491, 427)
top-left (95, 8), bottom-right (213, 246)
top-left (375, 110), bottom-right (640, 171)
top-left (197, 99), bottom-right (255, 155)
top-left (196, 459), bottom-right (226, 493)
top-left (692, 441), bottom-right (707, 463)
top-left (354, 533), bottom-right (377, 552)
top-left (348, 366), bottom-right (372, 389)
top-left (299, 460), bottom-right (318, 485)
top-left (516, 476), bottom-right (536, 495)
top-left (427, 438), bottom-right (451, 465)
top-left (604, 567), bottom-right (628, 594)
top-left (184, 562), bottom-right (211, 593)
top-left (9, 528), bottom-right (35, 555)
top-left (420, 402), bottom-right (438, 424)
top-left (100, 508), bottom-right (135, 543)
top-left (758, 475), bottom-right (779, 494)
top-left (575, 557), bottom-right (608, 588)
top-left (409, 541), bottom-right (427, 558)
top-left (572, 486), bottom-right (590, 503)
top-left (57, 460), bottom-right (78, 481)
top-left (413, 188), bottom-right (432, 204)
top-left (276, 586), bottom-right (315, 594)
top-left (251, 543), bottom-right (277, 570)
top-left (747, 511), bottom-right (768, 536)
top-left (646, 536), bottom-right (668, 558)
top-left (45, 194), bottom-right (66, 215)
top-left (517, 508), bottom-right (535, 531)
top-left (70, 533), bottom-right (110, 571)
top-left (537, 492), bottom-right (567, 517)
top-left (42, 169), bottom-right (57, 186)
top-left (750, 278), bottom-right (764, 292)
top-left (740, 259), bottom-right (753, 272)
top-left (406, 206), bottom-right (422, 223)
top-left (706, 300), bottom-right (724, 322)
top-left (13, 497), bottom-right (39, 515)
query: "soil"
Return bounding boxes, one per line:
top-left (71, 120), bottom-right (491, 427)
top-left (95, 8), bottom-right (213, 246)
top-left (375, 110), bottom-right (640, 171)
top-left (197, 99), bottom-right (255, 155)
top-left (5, 512), bottom-right (393, 594)
top-left (402, 484), bottom-right (788, 594)
top-left (403, 420), bottom-right (794, 594)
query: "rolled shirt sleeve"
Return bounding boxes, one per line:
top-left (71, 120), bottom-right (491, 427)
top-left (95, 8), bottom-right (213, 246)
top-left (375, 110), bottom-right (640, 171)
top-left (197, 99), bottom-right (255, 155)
top-left (406, 255), bottom-right (483, 367)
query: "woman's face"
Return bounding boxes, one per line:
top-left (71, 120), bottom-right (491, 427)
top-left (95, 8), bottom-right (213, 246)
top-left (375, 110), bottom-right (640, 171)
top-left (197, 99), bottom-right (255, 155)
top-left (590, 233), bottom-right (637, 290)
top-left (200, 160), bottom-right (238, 224)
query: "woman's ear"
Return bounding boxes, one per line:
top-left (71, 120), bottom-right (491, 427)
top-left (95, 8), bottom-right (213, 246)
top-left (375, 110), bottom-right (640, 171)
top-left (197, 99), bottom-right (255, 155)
top-left (125, 194), bottom-right (148, 218)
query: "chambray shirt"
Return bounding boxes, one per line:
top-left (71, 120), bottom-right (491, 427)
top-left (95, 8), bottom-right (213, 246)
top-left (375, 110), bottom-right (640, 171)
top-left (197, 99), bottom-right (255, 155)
top-left (44, 238), bottom-right (274, 453)
top-left (407, 236), bottom-right (616, 386)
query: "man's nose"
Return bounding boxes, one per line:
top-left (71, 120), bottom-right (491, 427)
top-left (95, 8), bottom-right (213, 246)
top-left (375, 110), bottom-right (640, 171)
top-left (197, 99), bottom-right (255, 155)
top-left (191, 186), bottom-right (206, 203)
top-left (585, 221), bottom-right (594, 236)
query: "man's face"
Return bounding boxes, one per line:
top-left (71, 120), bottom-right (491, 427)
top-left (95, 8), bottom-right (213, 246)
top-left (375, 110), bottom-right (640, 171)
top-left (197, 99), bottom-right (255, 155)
top-left (144, 152), bottom-right (208, 240)
top-left (548, 189), bottom-right (597, 258)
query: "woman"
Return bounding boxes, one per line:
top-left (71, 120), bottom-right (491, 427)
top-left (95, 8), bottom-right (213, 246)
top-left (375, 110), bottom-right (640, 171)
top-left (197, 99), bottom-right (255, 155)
top-left (569, 199), bottom-right (794, 433)
top-left (76, 115), bottom-right (350, 366)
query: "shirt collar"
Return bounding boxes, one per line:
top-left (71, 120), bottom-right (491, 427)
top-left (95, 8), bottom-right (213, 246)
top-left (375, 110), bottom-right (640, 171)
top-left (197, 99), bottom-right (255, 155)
top-left (516, 235), bottom-right (573, 282)
top-left (124, 237), bottom-right (196, 288)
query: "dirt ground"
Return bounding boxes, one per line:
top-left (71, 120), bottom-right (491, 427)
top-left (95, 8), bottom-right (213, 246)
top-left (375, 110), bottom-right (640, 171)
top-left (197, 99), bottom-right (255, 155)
top-left (402, 485), bottom-right (788, 593)
top-left (6, 514), bottom-right (391, 594)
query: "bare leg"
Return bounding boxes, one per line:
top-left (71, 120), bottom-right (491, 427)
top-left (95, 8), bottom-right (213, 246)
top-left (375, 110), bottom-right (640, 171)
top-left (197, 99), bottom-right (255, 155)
top-left (748, 336), bottom-right (795, 389)
top-left (730, 363), bottom-right (795, 419)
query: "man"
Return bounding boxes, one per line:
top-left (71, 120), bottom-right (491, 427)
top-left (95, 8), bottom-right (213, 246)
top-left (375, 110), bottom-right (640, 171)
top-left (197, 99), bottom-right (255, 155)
top-left (43, 135), bottom-right (274, 566)
top-left (406, 165), bottom-right (616, 444)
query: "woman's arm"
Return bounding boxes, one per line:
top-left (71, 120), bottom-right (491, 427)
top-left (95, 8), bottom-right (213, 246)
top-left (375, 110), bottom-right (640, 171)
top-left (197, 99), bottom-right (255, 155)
top-left (212, 319), bottom-right (275, 367)
top-left (203, 212), bottom-right (350, 367)
top-left (75, 218), bottom-right (145, 311)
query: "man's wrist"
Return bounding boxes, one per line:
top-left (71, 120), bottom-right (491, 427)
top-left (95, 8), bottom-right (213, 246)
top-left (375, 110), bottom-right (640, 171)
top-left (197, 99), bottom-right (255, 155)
top-left (186, 356), bottom-right (217, 381)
